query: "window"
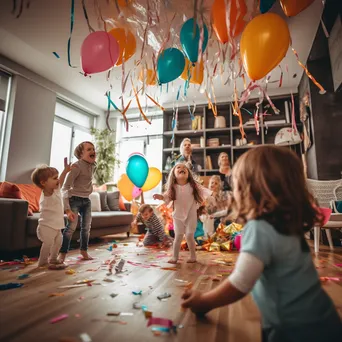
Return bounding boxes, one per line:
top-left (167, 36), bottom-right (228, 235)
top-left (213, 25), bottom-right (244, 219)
top-left (0, 71), bottom-right (11, 169)
top-left (50, 100), bottom-right (94, 173)
top-left (116, 115), bottom-right (163, 204)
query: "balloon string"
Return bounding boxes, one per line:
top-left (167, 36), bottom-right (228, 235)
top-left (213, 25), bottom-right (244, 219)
top-left (233, 81), bottom-right (246, 139)
top-left (67, 0), bottom-right (77, 68)
top-left (278, 65), bottom-right (283, 88)
top-left (291, 47), bottom-right (326, 94)
top-left (81, 0), bottom-right (95, 33)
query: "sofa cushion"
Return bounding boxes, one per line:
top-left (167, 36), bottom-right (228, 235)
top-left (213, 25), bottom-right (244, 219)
top-left (119, 194), bottom-right (126, 211)
top-left (0, 182), bottom-right (22, 199)
top-left (90, 211), bottom-right (133, 229)
top-left (107, 191), bottom-right (120, 211)
top-left (89, 192), bottom-right (101, 212)
top-left (26, 213), bottom-right (40, 236)
top-left (97, 191), bottom-right (110, 211)
top-left (17, 184), bottom-right (41, 213)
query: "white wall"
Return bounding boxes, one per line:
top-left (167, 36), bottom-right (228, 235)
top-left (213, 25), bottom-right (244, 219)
top-left (2, 75), bottom-right (56, 183)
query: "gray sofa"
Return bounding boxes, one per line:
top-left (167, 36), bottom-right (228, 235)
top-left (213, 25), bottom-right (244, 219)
top-left (0, 191), bottom-right (133, 252)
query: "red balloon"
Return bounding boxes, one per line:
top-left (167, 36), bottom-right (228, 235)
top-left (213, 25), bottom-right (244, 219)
top-left (81, 32), bottom-right (119, 75)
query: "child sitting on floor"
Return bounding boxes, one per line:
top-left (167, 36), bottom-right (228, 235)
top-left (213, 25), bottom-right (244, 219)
top-left (133, 204), bottom-right (173, 247)
top-left (182, 146), bottom-right (342, 342)
top-left (31, 158), bottom-right (75, 269)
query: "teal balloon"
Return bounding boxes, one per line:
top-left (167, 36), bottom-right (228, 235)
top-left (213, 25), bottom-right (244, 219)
top-left (126, 154), bottom-right (149, 188)
top-left (180, 18), bottom-right (208, 63)
top-left (157, 48), bottom-right (185, 84)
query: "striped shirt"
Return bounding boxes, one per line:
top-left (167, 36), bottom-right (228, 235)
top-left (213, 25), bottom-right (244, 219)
top-left (136, 212), bottom-right (166, 241)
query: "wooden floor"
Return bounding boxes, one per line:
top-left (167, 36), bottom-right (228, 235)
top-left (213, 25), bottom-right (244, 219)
top-left (0, 236), bottom-right (341, 342)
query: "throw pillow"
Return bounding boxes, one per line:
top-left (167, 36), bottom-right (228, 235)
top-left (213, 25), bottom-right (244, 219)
top-left (16, 184), bottom-right (41, 213)
top-left (119, 194), bottom-right (126, 211)
top-left (107, 191), bottom-right (120, 211)
top-left (0, 182), bottom-right (22, 199)
top-left (89, 192), bottom-right (101, 212)
top-left (97, 191), bottom-right (110, 211)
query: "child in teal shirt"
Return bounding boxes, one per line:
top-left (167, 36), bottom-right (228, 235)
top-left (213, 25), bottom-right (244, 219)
top-left (181, 146), bottom-right (341, 342)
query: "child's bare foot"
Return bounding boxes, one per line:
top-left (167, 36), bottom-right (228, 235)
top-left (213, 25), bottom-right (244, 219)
top-left (186, 259), bottom-right (197, 263)
top-left (167, 259), bottom-right (178, 264)
top-left (80, 250), bottom-right (93, 260)
top-left (48, 262), bottom-right (67, 270)
top-left (58, 253), bottom-right (66, 263)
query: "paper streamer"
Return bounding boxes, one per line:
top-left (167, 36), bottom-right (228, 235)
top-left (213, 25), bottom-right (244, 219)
top-left (291, 47), bottom-right (326, 94)
top-left (67, 0), bottom-right (77, 68)
top-left (50, 314), bottom-right (69, 324)
top-left (147, 317), bottom-right (173, 328)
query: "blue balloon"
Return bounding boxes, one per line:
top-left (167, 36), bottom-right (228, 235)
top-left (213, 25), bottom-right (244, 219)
top-left (126, 154), bottom-right (149, 188)
top-left (180, 18), bottom-right (208, 63)
top-left (260, 0), bottom-right (276, 13)
top-left (157, 48), bottom-right (185, 84)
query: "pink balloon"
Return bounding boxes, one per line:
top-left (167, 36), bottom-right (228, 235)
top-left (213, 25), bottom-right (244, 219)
top-left (81, 32), bottom-right (119, 75)
top-left (128, 152), bottom-right (146, 159)
top-left (132, 186), bottom-right (142, 199)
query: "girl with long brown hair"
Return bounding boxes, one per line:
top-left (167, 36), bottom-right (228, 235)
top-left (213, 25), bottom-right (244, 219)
top-left (181, 146), bottom-right (341, 342)
top-left (153, 163), bottom-right (212, 263)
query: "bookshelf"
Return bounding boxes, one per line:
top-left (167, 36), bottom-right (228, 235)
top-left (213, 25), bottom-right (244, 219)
top-left (162, 95), bottom-right (302, 183)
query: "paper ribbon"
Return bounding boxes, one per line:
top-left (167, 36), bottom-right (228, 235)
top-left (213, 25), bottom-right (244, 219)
top-left (67, 0), bottom-right (77, 68)
top-left (147, 317), bottom-right (173, 328)
top-left (291, 47), bottom-right (326, 94)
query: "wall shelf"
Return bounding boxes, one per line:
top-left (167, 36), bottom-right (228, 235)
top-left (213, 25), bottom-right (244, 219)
top-left (162, 96), bottom-right (302, 183)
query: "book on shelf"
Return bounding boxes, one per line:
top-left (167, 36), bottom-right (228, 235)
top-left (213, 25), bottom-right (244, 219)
top-left (205, 156), bottom-right (213, 170)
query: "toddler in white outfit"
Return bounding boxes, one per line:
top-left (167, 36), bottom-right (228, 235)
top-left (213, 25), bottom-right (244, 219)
top-left (154, 163), bottom-right (211, 264)
top-left (31, 158), bottom-right (75, 269)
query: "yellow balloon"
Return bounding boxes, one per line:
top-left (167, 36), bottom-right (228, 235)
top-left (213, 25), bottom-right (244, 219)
top-left (240, 13), bottom-right (290, 81)
top-left (141, 167), bottom-right (162, 192)
top-left (117, 173), bottom-right (134, 201)
top-left (180, 59), bottom-right (204, 85)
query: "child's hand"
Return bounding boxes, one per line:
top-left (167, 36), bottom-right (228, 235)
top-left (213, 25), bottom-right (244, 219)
top-left (181, 289), bottom-right (211, 316)
top-left (63, 157), bottom-right (75, 173)
top-left (153, 194), bottom-right (164, 201)
top-left (66, 210), bottom-right (76, 222)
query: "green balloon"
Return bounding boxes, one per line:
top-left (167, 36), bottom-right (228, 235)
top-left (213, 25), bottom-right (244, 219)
top-left (157, 48), bottom-right (185, 84)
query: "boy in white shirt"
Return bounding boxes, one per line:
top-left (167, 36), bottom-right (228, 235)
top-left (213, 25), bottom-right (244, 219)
top-left (31, 158), bottom-right (75, 269)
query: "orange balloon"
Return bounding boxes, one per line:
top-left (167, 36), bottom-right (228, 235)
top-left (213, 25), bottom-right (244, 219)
top-left (117, 0), bottom-right (131, 7)
top-left (108, 28), bottom-right (136, 66)
top-left (212, 0), bottom-right (247, 43)
top-left (280, 0), bottom-right (314, 17)
top-left (240, 13), bottom-right (290, 81)
top-left (180, 59), bottom-right (204, 85)
top-left (138, 68), bottom-right (157, 86)
top-left (117, 173), bottom-right (134, 201)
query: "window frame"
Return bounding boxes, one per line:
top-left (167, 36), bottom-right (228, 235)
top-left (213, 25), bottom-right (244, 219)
top-left (0, 70), bottom-right (12, 169)
top-left (50, 99), bottom-right (96, 166)
top-left (116, 115), bottom-right (164, 203)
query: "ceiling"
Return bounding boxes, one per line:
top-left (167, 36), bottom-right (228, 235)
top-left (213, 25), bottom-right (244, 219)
top-left (0, 0), bottom-right (323, 112)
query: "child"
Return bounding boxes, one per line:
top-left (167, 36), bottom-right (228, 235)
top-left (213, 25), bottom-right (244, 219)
top-left (58, 141), bottom-right (96, 262)
top-left (153, 163), bottom-right (212, 263)
top-left (181, 146), bottom-right (341, 342)
top-left (200, 175), bottom-right (228, 235)
top-left (31, 158), bottom-right (75, 269)
top-left (133, 204), bottom-right (173, 247)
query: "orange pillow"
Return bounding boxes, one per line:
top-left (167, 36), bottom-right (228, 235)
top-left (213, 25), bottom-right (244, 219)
top-left (16, 184), bottom-right (42, 214)
top-left (0, 181), bottom-right (22, 199)
top-left (119, 194), bottom-right (126, 211)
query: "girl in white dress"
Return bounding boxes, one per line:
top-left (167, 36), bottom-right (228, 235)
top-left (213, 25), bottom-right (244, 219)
top-left (153, 163), bottom-right (212, 264)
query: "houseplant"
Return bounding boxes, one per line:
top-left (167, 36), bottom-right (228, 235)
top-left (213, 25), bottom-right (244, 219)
top-left (90, 128), bottom-right (120, 186)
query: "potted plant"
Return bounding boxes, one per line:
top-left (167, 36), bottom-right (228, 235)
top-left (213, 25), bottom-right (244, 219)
top-left (90, 128), bottom-right (120, 186)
